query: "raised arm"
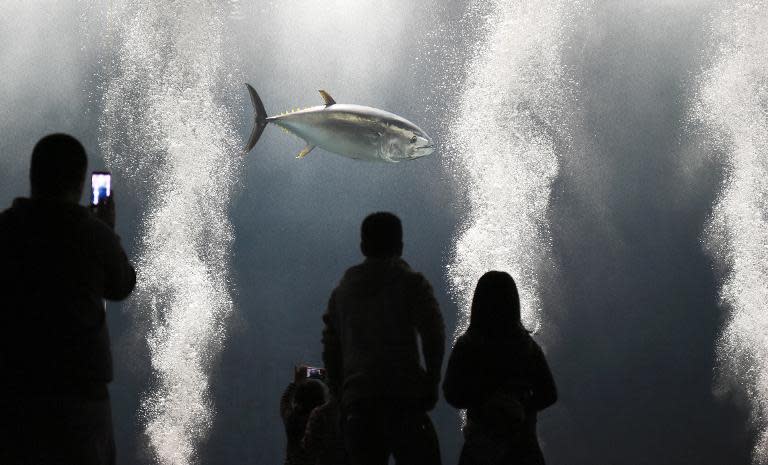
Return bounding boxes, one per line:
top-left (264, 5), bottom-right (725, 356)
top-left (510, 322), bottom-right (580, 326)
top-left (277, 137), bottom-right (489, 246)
top-left (302, 404), bottom-right (324, 456)
top-left (93, 192), bottom-right (136, 301)
top-left (280, 382), bottom-right (297, 421)
top-left (102, 231), bottom-right (136, 301)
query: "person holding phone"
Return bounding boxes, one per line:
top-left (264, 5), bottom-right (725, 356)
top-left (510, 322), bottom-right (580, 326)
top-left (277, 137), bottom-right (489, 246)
top-left (281, 365), bottom-right (329, 465)
top-left (0, 134), bottom-right (136, 465)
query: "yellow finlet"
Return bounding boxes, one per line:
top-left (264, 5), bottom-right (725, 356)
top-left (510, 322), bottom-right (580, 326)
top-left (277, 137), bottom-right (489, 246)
top-left (296, 144), bottom-right (315, 159)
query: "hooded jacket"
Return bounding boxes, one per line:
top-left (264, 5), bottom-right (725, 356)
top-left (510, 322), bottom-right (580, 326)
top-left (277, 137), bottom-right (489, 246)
top-left (0, 198), bottom-right (136, 398)
top-left (322, 257), bottom-right (445, 410)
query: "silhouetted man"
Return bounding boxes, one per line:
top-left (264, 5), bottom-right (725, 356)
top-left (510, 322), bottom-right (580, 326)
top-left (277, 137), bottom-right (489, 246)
top-left (0, 134), bottom-right (136, 465)
top-left (322, 212), bottom-right (445, 465)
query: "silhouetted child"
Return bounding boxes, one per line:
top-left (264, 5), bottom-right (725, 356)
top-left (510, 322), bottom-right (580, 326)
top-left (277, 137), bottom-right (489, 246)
top-left (281, 366), bottom-right (328, 465)
top-left (443, 271), bottom-right (557, 465)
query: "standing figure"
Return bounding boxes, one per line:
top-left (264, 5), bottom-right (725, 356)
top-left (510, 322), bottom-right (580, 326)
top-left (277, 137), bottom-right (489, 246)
top-left (322, 212), bottom-right (445, 465)
top-left (0, 134), bottom-right (136, 465)
top-left (443, 271), bottom-right (557, 465)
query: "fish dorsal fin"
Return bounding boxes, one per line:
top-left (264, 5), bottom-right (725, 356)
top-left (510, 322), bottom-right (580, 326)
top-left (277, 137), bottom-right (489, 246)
top-left (318, 90), bottom-right (336, 106)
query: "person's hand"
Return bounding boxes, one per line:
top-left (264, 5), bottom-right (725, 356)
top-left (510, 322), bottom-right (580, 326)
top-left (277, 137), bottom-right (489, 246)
top-left (91, 192), bottom-right (116, 230)
top-left (294, 365), bottom-right (308, 383)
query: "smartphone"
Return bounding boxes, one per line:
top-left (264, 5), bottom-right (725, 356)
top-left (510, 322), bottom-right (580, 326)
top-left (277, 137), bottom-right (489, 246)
top-left (91, 171), bottom-right (111, 206)
top-left (306, 367), bottom-right (326, 380)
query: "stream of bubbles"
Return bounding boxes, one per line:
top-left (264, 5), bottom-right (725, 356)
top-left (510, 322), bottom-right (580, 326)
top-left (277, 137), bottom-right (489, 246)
top-left (98, 2), bottom-right (241, 463)
top-left (694, 2), bottom-right (768, 463)
top-left (446, 0), bottom-right (582, 337)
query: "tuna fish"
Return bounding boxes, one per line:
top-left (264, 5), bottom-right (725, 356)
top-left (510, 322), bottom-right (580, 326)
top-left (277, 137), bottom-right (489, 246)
top-left (244, 84), bottom-right (434, 162)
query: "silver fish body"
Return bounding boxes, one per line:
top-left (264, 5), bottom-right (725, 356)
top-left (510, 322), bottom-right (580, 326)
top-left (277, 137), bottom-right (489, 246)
top-left (245, 84), bottom-right (434, 162)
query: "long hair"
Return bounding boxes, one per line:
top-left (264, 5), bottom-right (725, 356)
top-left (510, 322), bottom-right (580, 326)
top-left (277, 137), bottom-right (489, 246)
top-left (467, 271), bottom-right (527, 339)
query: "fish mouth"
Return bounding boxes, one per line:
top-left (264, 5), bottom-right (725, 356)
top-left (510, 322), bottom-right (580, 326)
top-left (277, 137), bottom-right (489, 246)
top-left (410, 144), bottom-right (435, 159)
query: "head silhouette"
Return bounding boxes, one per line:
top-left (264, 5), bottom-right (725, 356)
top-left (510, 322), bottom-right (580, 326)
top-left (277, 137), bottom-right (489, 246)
top-left (293, 379), bottom-right (327, 413)
top-left (468, 271), bottom-right (525, 339)
top-left (30, 133), bottom-right (87, 202)
top-left (360, 212), bottom-right (403, 258)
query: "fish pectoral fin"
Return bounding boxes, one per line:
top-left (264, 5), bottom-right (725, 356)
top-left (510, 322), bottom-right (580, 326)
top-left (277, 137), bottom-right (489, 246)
top-left (296, 144), bottom-right (316, 159)
top-left (318, 90), bottom-right (336, 106)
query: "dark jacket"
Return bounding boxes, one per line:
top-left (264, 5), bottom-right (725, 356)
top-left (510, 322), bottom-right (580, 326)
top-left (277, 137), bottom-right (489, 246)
top-left (322, 257), bottom-right (445, 410)
top-left (0, 198), bottom-right (136, 398)
top-left (443, 330), bottom-right (557, 465)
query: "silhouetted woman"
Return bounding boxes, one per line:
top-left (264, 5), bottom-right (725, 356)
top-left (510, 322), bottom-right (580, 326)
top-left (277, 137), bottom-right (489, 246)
top-left (443, 271), bottom-right (557, 465)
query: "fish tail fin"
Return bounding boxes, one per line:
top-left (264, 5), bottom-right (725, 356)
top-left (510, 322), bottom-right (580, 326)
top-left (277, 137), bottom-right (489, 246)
top-left (244, 83), bottom-right (268, 153)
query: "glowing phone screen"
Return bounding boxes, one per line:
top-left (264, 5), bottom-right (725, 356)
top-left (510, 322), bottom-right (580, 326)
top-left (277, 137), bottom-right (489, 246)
top-left (91, 172), bottom-right (111, 206)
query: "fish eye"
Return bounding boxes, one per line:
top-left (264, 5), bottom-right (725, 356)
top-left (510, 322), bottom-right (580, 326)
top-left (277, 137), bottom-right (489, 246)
top-left (410, 136), bottom-right (417, 143)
